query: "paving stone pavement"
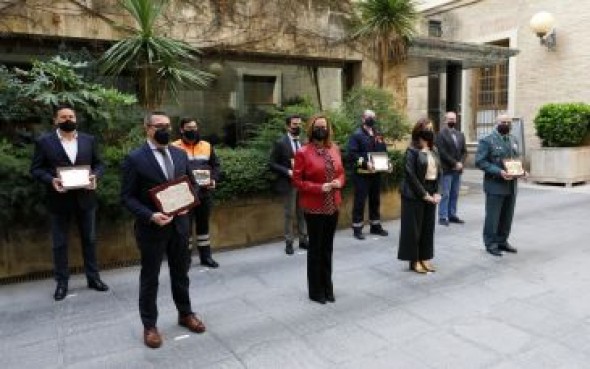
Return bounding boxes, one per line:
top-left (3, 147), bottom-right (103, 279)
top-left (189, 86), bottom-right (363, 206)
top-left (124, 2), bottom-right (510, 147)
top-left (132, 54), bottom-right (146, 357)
top-left (1, 170), bottom-right (590, 369)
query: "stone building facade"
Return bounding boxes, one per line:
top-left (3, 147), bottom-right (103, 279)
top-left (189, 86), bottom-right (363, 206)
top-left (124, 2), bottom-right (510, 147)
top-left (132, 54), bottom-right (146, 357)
top-left (0, 0), bottom-right (372, 140)
top-left (409, 0), bottom-right (590, 159)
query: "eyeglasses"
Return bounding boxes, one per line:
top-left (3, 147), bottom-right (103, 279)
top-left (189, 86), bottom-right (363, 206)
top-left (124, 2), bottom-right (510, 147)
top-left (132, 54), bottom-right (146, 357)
top-left (499, 121), bottom-right (512, 124)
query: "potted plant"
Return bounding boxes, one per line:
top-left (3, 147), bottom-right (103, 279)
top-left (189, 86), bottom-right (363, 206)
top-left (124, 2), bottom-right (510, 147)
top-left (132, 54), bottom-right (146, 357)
top-left (531, 102), bottom-right (590, 186)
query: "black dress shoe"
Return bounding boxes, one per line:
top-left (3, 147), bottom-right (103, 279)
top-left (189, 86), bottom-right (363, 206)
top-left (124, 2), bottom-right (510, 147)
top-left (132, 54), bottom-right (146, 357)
top-left (370, 227), bottom-right (389, 236)
top-left (486, 245), bottom-right (503, 257)
top-left (200, 257), bottom-right (220, 268)
top-left (298, 241), bottom-right (308, 250)
top-left (87, 278), bottom-right (109, 292)
top-left (353, 232), bottom-right (365, 240)
top-left (54, 283), bottom-right (68, 301)
top-left (285, 242), bottom-right (294, 255)
top-left (449, 216), bottom-right (465, 224)
top-left (499, 243), bottom-right (518, 253)
top-left (438, 219), bottom-right (449, 226)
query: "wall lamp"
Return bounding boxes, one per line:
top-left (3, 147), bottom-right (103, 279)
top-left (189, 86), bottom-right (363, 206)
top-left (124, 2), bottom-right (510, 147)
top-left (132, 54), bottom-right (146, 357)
top-left (530, 11), bottom-right (557, 51)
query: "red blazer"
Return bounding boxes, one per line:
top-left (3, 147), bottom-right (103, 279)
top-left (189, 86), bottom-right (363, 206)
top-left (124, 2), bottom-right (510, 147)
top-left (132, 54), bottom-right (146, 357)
top-left (293, 143), bottom-right (346, 211)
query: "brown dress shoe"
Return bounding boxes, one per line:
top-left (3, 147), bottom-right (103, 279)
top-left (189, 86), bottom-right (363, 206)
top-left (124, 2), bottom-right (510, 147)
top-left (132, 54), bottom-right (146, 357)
top-left (144, 327), bottom-right (162, 349)
top-left (178, 313), bottom-right (206, 334)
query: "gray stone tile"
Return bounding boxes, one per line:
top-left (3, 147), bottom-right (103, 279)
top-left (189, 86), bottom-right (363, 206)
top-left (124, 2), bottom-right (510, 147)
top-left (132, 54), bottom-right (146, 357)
top-left (399, 330), bottom-right (499, 369)
top-left (452, 318), bottom-right (532, 355)
top-left (303, 324), bottom-right (389, 364)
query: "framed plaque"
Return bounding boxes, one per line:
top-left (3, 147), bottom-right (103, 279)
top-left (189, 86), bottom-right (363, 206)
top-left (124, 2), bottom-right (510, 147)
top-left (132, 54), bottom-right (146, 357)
top-left (192, 169), bottom-right (211, 186)
top-left (57, 165), bottom-right (91, 190)
top-left (503, 159), bottom-right (525, 177)
top-left (149, 175), bottom-right (199, 216)
top-left (368, 152), bottom-right (392, 172)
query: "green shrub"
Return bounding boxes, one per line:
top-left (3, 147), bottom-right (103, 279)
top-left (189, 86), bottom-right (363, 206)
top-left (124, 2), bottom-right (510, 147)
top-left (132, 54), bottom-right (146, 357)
top-left (533, 103), bottom-right (590, 147)
top-left (215, 147), bottom-right (275, 202)
top-left (0, 141), bottom-right (47, 227)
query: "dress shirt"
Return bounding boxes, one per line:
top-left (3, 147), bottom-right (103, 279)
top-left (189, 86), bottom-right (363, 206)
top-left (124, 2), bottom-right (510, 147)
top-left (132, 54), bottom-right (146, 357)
top-left (147, 140), bottom-right (175, 177)
top-left (57, 129), bottom-right (78, 164)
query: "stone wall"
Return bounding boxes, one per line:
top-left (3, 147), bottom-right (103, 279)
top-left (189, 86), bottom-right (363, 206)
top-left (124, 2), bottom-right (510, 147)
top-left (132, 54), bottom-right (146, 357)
top-left (0, 189), bottom-right (401, 280)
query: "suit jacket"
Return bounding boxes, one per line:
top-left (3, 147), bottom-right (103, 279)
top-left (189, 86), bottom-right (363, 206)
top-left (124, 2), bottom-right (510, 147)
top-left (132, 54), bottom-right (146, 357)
top-left (435, 127), bottom-right (467, 173)
top-left (475, 130), bottom-right (519, 195)
top-left (292, 144), bottom-right (346, 211)
top-left (400, 146), bottom-right (443, 200)
top-left (30, 130), bottom-right (104, 213)
top-left (269, 134), bottom-right (300, 195)
top-left (120, 142), bottom-right (196, 238)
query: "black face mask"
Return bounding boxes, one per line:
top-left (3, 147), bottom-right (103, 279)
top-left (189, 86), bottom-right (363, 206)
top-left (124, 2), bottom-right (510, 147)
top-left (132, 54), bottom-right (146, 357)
top-left (154, 128), bottom-right (171, 145)
top-left (58, 120), bottom-right (77, 132)
top-left (290, 126), bottom-right (301, 136)
top-left (364, 117), bottom-right (376, 127)
top-left (311, 127), bottom-right (328, 141)
top-left (447, 121), bottom-right (456, 129)
top-left (497, 124), bottom-right (510, 135)
top-left (419, 130), bottom-right (434, 142)
top-left (182, 130), bottom-right (200, 143)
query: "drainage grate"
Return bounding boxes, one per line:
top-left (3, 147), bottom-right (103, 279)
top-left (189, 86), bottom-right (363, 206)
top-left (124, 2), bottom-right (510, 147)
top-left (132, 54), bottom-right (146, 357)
top-left (0, 259), bottom-right (141, 285)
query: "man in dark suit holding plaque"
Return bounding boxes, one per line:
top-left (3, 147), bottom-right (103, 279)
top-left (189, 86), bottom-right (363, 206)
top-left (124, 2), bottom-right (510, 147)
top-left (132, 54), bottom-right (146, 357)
top-left (269, 114), bottom-right (308, 255)
top-left (435, 111), bottom-right (467, 226)
top-left (475, 114), bottom-right (521, 257)
top-left (121, 111), bottom-right (206, 349)
top-left (30, 104), bottom-right (109, 301)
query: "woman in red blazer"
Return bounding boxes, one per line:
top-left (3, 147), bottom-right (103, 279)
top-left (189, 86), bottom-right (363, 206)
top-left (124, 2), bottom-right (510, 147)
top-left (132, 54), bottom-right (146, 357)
top-left (293, 114), bottom-right (345, 304)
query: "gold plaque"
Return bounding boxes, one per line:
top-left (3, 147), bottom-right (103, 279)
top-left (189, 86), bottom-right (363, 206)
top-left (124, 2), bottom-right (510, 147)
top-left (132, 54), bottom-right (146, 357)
top-left (503, 159), bottom-right (524, 177)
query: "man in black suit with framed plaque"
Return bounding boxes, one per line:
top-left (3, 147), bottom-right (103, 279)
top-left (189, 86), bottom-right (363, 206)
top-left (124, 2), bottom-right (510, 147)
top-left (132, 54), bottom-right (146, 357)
top-left (121, 111), bottom-right (206, 349)
top-left (30, 104), bottom-right (109, 301)
top-left (269, 115), bottom-right (308, 255)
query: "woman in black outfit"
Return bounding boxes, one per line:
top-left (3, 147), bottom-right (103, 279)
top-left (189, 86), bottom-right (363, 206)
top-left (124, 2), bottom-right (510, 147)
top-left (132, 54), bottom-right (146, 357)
top-left (398, 118), bottom-right (442, 274)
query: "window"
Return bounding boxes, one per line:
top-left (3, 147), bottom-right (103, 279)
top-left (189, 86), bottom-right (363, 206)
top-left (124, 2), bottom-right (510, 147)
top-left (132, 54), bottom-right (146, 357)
top-left (428, 20), bottom-right (442, 38)
top-left (243, 75), bottom-right (277, 108)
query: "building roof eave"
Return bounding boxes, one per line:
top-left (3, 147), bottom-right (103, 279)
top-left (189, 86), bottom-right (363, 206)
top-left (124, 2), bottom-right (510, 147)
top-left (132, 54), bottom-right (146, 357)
top-left (404, 36), bottom-right (519, 76)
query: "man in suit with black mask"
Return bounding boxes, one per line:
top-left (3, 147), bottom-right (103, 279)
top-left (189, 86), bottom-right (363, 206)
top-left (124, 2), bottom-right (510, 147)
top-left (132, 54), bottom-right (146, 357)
top-left (435, 111), bottom-right (467, 226)
top-left (269, 115), bottom-right (309, 255)
top-left (121, 111), bottom-right (206, 349)
top-left (30, 104), bottom-right (109, 301)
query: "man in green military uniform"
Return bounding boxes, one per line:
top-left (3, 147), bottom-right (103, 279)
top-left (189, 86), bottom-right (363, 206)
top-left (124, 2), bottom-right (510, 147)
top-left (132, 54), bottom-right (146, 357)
top-left (475, 114), bottom-right (522, 257)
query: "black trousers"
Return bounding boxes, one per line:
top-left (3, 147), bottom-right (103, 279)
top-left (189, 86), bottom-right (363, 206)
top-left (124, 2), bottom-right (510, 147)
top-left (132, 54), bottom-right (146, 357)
top-left (136, 224), bottom-right (193, 329)
top-left (50, 207), bottom-right (100, 283)
top-left (191, 195), bottom-right (212, 248)
top-left (397, 181), bottom-right (437, 262)
top-left (352, 174), bottom-right (381, 228)
top-left (304, 212), bottom-right (339, 300)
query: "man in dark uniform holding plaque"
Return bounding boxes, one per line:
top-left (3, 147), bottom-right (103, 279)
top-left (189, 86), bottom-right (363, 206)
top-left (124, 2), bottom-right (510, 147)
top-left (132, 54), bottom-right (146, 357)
top-left (173, 117), bottom-right (220, 268)
top-left (30, 104), bottom-right (109, 301)
top-left (475, 114), bottom-right (522, 257)
top-left (121, 112), bottom-right (206, 349)
top-left (347, 109), bottom-right (389, 240)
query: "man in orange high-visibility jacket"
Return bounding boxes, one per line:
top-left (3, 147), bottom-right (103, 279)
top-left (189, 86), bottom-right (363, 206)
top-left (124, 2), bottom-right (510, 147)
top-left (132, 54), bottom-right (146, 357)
top-left (173, 117), bottom-right (220, 268)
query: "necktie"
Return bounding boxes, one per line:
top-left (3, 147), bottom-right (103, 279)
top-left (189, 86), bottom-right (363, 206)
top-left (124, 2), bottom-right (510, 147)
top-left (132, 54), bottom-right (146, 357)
top-left (293, 138), bottom-right (300, 151)
top-left (157, 147), bottom-right (174, 180)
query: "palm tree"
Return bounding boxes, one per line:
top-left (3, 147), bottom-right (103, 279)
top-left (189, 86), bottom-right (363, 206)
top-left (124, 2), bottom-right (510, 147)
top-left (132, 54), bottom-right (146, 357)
top-left (352, 0), bottom-right (419, 88)
top-left (99, 0), bottom-right (213, 111)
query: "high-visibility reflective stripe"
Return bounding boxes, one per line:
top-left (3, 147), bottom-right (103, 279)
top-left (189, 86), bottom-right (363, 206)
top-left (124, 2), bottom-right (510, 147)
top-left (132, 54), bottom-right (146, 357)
top-left (352, 222), bottom-right (364, 227)
top-left (369, 220), bottom-right (381, 225)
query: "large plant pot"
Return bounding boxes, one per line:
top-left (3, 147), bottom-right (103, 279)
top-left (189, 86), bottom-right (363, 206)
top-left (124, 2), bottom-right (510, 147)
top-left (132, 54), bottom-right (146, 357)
top-left (530, 147), bottom-right (590, 186)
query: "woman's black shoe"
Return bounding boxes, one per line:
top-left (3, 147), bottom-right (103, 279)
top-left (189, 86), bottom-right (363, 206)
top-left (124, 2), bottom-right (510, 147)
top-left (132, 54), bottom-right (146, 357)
top-left (310, 297), bottom-right (326, 304)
